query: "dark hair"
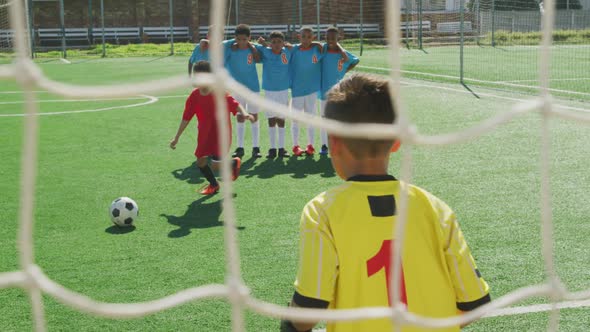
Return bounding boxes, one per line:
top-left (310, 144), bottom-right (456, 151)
top-left (299, 26), bottom-right (313, 34)
top-left (325, 73), bottom-right (397, 159)
top-left (192, 60), bottom-right (211, 73)
top-left (326, 26), bottom-right (339, 34)
top-left (269, 31), bottom-right (285, 40)
top-left (235, 24), bottom-right (251, 37)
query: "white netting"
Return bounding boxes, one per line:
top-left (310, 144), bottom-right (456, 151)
top-left (0, 0), bottom-right (14, 55)
top-left (2, 0), bottom-right (590, 331)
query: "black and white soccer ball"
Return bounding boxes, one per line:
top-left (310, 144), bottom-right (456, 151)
top-left (109, 197), bottom-right (139, 227)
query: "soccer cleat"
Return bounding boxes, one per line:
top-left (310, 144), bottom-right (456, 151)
top-left (252, 147), bottom-right (262, 158)
top-left (266, 148), bottom-right (277, 159)
top-left (292, 145), bottom-right (304, 157)
top-left (305, 144), bottom-right (315, 156)
top-left (391, 140), bottom-right (401, 153)
top-left (200, 184), bottom-right (220, 195)
top-left (232, 147), bottom-right (244, 158)
top-left (319, 144), bottom-right (329, 155)
top-left (278, 148), bottom-right (290, 158)
top-left (231, 157), bottom-right (242, 181)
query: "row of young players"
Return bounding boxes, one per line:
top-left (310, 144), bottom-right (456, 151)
top-left (187, 24), bottom-right (360, 159)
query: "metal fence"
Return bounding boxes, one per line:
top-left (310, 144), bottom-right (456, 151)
top-left (23, 0), bottom-right (388, 58)
top-left (480, 10), bottom-right (590, 34)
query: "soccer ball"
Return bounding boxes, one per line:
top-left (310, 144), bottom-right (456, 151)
top-left (109, 197), bottom-right (139, 227)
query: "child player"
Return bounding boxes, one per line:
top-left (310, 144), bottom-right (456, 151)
top-left (255, 31), bottom-right (292, 159)
top-left (289, 26), bottom-right (324, 156)
top-left (281, 74), bottom-right (491, 332)
top-left (169, 61), bottom-right (255, 195)
top-left (187, 26), bottom-right (211, 76)
top-left (223, 24), bottom-right (263, 159)
top-left (319, 26), bottom-right (359, 155)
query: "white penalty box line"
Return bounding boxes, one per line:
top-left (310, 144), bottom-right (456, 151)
top-left (0, 80), bottom-right (588, 119)
top-left (0, 94), bottom-right (158, 117)
top-left (358, 65), bottom-right (590, 98)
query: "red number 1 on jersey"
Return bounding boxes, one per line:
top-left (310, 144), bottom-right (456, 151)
top-left (366, 239), bottom-right (407, 306)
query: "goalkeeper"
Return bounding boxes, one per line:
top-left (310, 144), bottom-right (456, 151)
top-left (282, 74), bottom-right (491, 332)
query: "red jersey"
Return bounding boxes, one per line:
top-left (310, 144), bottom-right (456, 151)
top-left (182, 89), bottom-right (239, 158)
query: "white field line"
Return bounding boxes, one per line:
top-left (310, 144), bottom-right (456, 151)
top-left (398, 80), bottom-right (590, 113)
top-left (484, 299), bottom-right (590, 318)
top-left (499, 77), bottom-right (590, 83)
top-left (310, 299), bottom-right (590, 332)
top-left (137, 85), bottom-right (589, 113)
top-left (459, 44), bottom-right (590, 50)
top-left (358, 65), bottom-right (590, 97)
top-left (0, 96), bottom-right (152, 105)
top-left (0, 90), bottom-right (51, 94)
top-left (1, 81), bottom-right (588, 119)
top-left (0, 95), bottom-right (158, 117)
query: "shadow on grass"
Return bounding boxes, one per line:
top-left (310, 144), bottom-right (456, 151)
top-left (171, 154), bottom-right (336, 183)
top-left (105, 225), bottom-right (136, 234)
top-left (461, 83), bottom-right (480, 99)
top-left (161, 195), bottom-right (245, 238)
top-left (241, 154), bottom-right (336, 180)
top-left (171, 161), bottom-right (206, 185)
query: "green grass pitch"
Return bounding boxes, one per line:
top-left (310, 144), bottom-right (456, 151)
top-left (350, 45), bottom-right (590, 100)
top-left (1, 53), bottom-right (590, 331)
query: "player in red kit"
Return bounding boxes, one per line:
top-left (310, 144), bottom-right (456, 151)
top-left (170, 61), bottom-right (255, 195)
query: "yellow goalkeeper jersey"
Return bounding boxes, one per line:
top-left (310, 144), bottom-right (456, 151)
top-left (294, 175), bottom-right (490, 332)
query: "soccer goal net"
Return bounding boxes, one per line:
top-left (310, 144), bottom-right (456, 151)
top-left (0, 0), bottom-right (15, 58)
top-left (465, 0), bottom-right (590, 98)
top-left (1, 0), bottom-right (590, 331)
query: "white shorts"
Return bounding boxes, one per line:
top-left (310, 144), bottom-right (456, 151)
top-left (292, 93), bottom-right (318, 115)
top-left (265, 90), bottom-right (289, 119)
top-left (234, 94), bottom-right (260, 115)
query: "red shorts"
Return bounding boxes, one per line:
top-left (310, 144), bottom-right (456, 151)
top-left (194, 136), bottom-right (231, 158)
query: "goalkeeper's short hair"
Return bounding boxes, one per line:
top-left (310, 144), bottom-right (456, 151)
top-left (325, 73), bottom-right (397, 159)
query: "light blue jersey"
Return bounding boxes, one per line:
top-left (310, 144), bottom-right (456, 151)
top-left (189, 43), bottom-right (210, 64)
top-left (255, 45), bottom-right (292, 91)
top-left (290, 44), bottom-right (323, 97)
top-left (224, 39), bottom-right (260, 92)
top-left (320, 47), bottom-right (359, 100)
top-left (222, 39), bottom-right (234, 65)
